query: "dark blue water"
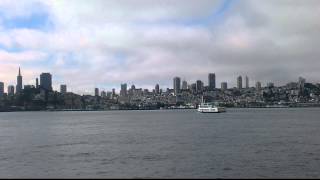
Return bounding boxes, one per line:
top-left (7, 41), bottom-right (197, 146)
top-left (0, 108), bottom-right (320, 178)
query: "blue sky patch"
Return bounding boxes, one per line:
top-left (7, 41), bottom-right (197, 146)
top-left (1, 12), bottom-right (53, 31)
top-left (135, 0), bottom-right (235, 28)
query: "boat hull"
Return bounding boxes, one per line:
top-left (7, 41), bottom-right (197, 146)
top-left (197, 107), bottom-right (226, 113)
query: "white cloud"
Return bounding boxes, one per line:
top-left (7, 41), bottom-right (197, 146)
top-left (0, 0), bottom-right (320, 94)
top-left (0, 50), bottom-right (47, 62)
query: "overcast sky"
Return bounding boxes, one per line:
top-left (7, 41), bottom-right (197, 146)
top-left (0, 0), bottom-right (319, 94)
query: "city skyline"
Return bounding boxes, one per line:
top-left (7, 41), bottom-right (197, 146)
top-left (0, 66), bottom-right (312, 96)
top-left (0, 0), bottom-right (320, 94)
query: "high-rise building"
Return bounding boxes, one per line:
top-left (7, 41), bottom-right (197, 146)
top-left (173, 77), bottom-right (181, 95)
top-left (101, 91), bottom-right (106, 98)
top-left (36, 78), bottom-right (39, 88)
top-left (196, 80), bottom-right (203, 92)
top-left (128, 86), bottom-right (133, 96)
top-left (155, 84), bottom-right (160, 94)
top-left (40, 73), bottom-right (52, 91)
top-left (237, 76), bottom-right (242, 89)
top-left (143, 89), bottom-right (149, 95)
top-left (0, 82), bottom-right (4, 97)
top-left (8, 85), bottom-right (14, 96)
top-left (16, 67), bottom-right (23, 94)
top-left (221, 82), bottom-right (228, 91)
top-left (190, 83), bottom-right (197, 93)
top-left (182, 80), bottom-right (188, 90)
top-left (245, 76), bottom-right (249, 89)
top-left (267, 82), bottom-right (274, 88)
top-left (256, 81), bottom-right (262, 91)
top-left (106, 91), bottom-right (112, 98)
top-left (120, 83), bottom-right (127, 97)
top-left (60, 85), bottom-right (67, 94)
top-left (208, 73), bottom-right (216, 90)
top-left (298, 77), bottom-right (306, 90)
top-left (95, 88), bottom-right (99, 96)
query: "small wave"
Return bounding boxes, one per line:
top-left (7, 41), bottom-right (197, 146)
top-left (36, 141), bottom-right (89, 149)
top-left (142, 154), bottom-right (169, 161)
top-left (58, 152), bottom-right (95, 158)
top-left (223, 167), bottom-right (233, 171)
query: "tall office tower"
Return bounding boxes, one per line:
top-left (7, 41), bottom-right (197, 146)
top-left (196, 80), bottom-right (203, 92)
top-left (36, 78), bottom-right (39, 88)
top-left (120, 83), bottom-right (127, 97)
top-left (190, 83), bottom-right (197, 93)
top-left (8, 85), bottom-right (15, 96)
top-left (60, 84), bottom-right (67, 94)
top-left (256, 81), bottom-right (262, 91)
top-left (16, 67), bottom-right (23, 94)
top-left (182, 80), bottom-right (188, 90)
top-left (267, 82), bottom-right (274, 88)
top-left (221, 82), bottom-right (228, 91)
top-left (245, 76), bottom-right (249, 89)
top-left (155, 84), bottom-right (160, 94)
top-left (208, 73), bottom-right (216, 90)
top-left (298, 77), bottom-right (306, 90)
top-left (40, 73), bottom-right (52, 91)
top-left (112, 88), bottom-right (116, 95)
top-left (237, 76), bottom-right (242, 89)
top-left (106, 92), bottom-right (112, 98)
top-left (95, 88), bottom-right (99, 96)
top-left (0, 82), bottom-right (4, 97)
top-left (173, 77), bottom-right (181, 95)
top-left (101, 91), bottom-right (106, 98)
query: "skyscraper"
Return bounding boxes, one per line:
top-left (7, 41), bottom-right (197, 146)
top-left (267, 82), bottom-right (274, 88)
top-left (101, 91), bottom-right (106, 98)
top-left (298, 77), bottom-right (306, 90)
top-left (40, 73), bottom-right (52, 91)
top-left (8, 85), bottom-right (14, 96)
top-left (208, 73), bottom-right (216, 90)
top-left (196, 80), bottom-right (203, 92)
top-left (16, 67), bottom-right (23, 94)
top-left (190, 83), bottom-right (197, 93)
top-left (36, 78), bottom-right (39, 88)
top-left (0, 82), bottom-right (4, 97)
top-left (95, 88), bottom-right (99, 96)
top-left (237, 76), bottom-right (242, 89)
top-left (245, 76), bottom-right (249, 88)
top-left (112, 88), bottom-right (116, 98)
top-left (256, 81), bottom-right (262, 92)
top-left (60, 84), bottom-right (67, 94)
top-left (173, 77), bottom-right (181, 95)
top-left (128, 85), bottom-right (134, 96)
top-left (221, 82), bottom-right (228, 91)
top-left (155, 84), bottom-right (160, 94)
top-left (120, 83), bottom-right (127, 97)
top-left (182, 80), bottom-right (188, 90)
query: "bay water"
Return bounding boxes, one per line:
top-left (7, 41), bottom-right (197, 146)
top-left (0, 108), bottom-right (320, 178)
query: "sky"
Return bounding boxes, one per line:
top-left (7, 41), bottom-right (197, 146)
top-left (0, 0), bottom-right (319, 95)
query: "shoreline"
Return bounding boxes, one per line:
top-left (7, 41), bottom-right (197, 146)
top-left (1, 106), bottom-right (320, 113)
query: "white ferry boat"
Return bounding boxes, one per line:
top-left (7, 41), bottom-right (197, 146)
top-left (197, 103), bottom-right (226, 113)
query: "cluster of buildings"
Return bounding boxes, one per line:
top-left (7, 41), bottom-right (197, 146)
top-left (1, 67), bottom-right (320, 111)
